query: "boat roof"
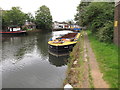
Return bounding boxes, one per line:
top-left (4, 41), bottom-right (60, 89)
top-left (61, 33), bottom-right (77, 38)
top-left (52, 30), bottom-right (73, 35)
top-left (52, 30), bottom-right (73, 40)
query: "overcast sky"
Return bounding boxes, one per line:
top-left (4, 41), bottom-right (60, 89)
top-left (0, 0), bottom-right (80, 22)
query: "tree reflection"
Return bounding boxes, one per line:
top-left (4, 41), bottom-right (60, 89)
top-left (36, 31), bottom-right (52, 56)
top-left (2, 35), bottom-right (35, 62)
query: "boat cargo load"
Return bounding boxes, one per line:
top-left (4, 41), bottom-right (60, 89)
top-left (48, 32), bottom-right (80, 56)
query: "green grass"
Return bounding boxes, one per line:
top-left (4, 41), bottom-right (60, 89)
top-left (87, 30), bottom-right (118, 88)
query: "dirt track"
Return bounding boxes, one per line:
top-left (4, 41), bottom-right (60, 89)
top-left (64, 31), bottom-right (109, 88)
top-left (84, 32), bottom-right (109, 88)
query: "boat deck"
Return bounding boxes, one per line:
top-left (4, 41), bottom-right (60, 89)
top-left (48, 33), bottom-right (80, 46)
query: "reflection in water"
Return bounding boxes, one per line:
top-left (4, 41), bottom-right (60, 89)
top-left (36, 32), bottom-right (50, 56)
top-left (49, 54), bottom-right (68, 67)
top-left (2, 36), bottom-right (35, 63)
top-left (1, 31), bottom-right (70, 88)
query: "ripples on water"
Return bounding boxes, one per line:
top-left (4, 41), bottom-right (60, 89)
top-left (1, 31), bottom-right (70, 88)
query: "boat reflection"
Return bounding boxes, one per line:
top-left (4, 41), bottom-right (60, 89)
top-left (48, 54), bottom-right (69, 67)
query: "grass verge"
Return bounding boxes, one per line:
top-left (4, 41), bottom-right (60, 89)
top-left (87, 30), bottom-right (118, 88)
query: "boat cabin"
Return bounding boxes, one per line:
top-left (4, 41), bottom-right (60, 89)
top-left (8, 25), bottom-right (21, 32)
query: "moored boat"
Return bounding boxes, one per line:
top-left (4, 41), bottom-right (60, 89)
top-left (70, 27), bottom-right (82, 32)
top-left (0, 31), bottom-right (26, 34)
top-left (48, 32), bottom-right (80, 56)
top-left (0, 31), bottom-right (27, 37)
top-left (1, 25), bottom-right (27, 36)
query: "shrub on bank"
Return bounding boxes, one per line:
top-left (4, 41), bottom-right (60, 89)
top-left (96, 21), bottom-right (114, 43)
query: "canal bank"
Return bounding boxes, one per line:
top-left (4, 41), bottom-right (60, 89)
top-left (64, 31), bottom-right (111, 88)
top-left (63, 31), bottom-right (87, 88)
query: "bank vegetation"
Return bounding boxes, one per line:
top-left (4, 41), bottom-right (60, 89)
top-left (74, 1), bottom-right (118, 88)
top-left (64, 2), bottom-right (118, 88)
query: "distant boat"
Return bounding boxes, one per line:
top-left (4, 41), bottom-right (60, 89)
top-left (1, 25), bottom-right (27, 35)
top-left (0, 31), bottom-right (26, 34)
top-left (70, 27), bottom-right (82, 32)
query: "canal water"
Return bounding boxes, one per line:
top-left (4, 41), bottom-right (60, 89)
top-left (1, 31), bottom-right (69, 88)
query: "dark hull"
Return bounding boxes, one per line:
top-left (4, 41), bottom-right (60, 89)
top-left (0, 31), bottom-right (27, 37)
top-left (48, 43), bottom-right (76, 56)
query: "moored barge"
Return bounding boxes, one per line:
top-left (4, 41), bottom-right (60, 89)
top-left (1, 25), bottom-right (27, 36)
top-left (48, 32), bottom-right (80, 56)
top-left (0, 31), bottom-right (27, 37)
top-left (0, 31), bottom-right (26, 34)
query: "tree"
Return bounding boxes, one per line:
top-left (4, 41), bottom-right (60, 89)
top-left (35, 5), bottom-right (52, 30)
top-left (0, 8), bottom-right (2, 30)
top-left (2, 7), bottom-right (26, 30)
top-left (25, 12), bottom-right (35, 22)
top-left (74, 2), bottom-right (115, 43)
top-left (74, 2), bottom-right (91, 26)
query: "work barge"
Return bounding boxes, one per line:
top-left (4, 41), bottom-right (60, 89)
top-left (48, 32), bottom-right (80, 56)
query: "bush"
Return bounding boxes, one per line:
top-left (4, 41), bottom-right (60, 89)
top-left (75, 2), bottom-right (114, 43)
top-left (90, 19), bottom-right (104, 33)
top-left (96, 21), bottom-right (114, 43)
top-left (22, 27), bottom-right (27, 30)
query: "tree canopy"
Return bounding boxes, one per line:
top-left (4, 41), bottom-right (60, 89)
top-left (75, 2), bottom-right (115, 43)
top-left (2, 5), bottom-right (53, 31)
top-left (2, 7), bottom-right (27, 30)
top-left (35, 5), bottom-right (53, 30)
top-left (25, 12), bottom-right (35, 22)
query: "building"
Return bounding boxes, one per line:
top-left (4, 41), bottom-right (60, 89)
top-left (114, 0), bottom-right (120, 46)
top-left (22, 21), bottom-right (36, 30)
top-left (53, 21), bottom-right (70, 29)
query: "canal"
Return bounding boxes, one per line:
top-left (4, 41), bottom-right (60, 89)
top-left (1, 30), bottom-right (69, 88)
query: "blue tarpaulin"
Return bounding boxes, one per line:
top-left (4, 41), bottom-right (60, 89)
top-left (73, 28), bottom-right (81, 30)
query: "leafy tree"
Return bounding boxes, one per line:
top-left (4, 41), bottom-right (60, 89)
top-left (75, 2), bottom-right (115, 43)
top-left (25, 12), bottom-right (35, 22)
top-left (2, 7), bottom-right (26, 30)
top-left (35, 5), bottom-right (52, 30)
top-left (74, 2), bottom-right (91, 26)
top-left (0, 8), bottom-right (2, 30)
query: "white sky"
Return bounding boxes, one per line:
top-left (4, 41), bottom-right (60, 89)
top-left (0, 0), bottom-right (80, 22)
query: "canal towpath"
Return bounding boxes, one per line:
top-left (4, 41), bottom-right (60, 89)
top-left (64, 31), bottom-right (109, 88)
